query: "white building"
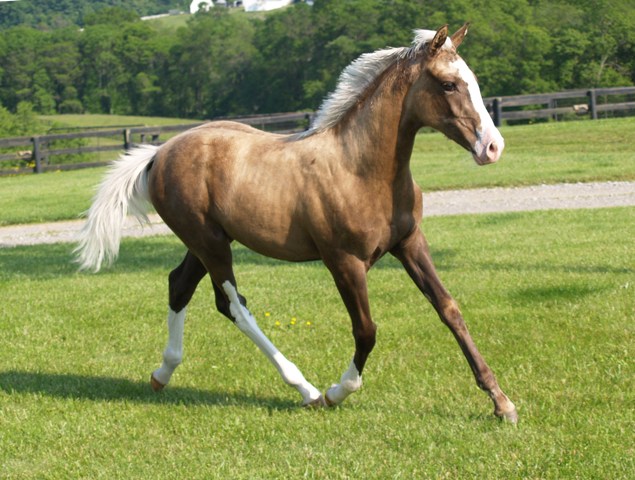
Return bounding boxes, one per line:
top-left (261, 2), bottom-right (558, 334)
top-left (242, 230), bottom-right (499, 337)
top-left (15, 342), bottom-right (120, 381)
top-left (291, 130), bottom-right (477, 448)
top-left (189, 0), bottom-right (215, 14)
top-left (189, 0), bottom-right (311, 14)
top-left (242, 0), bottom-right (293, 12)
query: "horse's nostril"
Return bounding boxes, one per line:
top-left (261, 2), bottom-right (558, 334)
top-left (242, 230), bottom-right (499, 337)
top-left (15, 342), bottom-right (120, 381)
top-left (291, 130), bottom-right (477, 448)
top-left (485, 141), bottom-right (501, 162)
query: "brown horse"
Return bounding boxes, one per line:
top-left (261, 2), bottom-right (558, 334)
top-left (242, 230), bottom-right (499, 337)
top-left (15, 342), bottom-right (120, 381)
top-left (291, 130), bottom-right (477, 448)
top-left (76, 24), bottom-right (517, 422)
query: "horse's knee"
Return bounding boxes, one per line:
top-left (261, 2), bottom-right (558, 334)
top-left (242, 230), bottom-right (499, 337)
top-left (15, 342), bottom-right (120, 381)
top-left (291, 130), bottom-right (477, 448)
top-left (439, 299), bottom-right (468, 332)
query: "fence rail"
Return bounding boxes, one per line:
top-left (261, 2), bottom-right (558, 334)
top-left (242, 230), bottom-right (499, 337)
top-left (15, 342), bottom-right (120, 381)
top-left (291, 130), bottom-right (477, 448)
top-left (0, 112), bottom-right (311, 175)
top-left (2, 86), bottom-right (634, 174)
top-left (484, 86), bottom-right (635, 126)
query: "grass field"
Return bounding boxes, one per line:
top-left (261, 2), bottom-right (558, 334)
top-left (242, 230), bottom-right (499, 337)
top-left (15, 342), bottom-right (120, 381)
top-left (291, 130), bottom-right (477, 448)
top-left (39, 114), bottom-right (202, 129)
top-left (1, 117), bottom-right (634, 226)
top-left (1, 207), bottom-right (633, 478)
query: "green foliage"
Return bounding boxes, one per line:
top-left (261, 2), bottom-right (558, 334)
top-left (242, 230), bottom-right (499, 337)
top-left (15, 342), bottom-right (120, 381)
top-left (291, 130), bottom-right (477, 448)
top-left (162, 10), bottom-right (257, 118)
top-left (0, 0), bottom-right (187, 29)
top-left (0, 102), bottom-right (46, 137)
top-left (0, 0), bottom-right (633, 118)
top-left (1, 207), bottom-right (633, 478)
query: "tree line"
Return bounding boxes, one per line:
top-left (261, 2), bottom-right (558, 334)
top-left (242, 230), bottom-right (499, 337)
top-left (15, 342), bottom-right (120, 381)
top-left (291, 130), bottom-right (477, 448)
top-left (0, 0), bottom-right (633, 122)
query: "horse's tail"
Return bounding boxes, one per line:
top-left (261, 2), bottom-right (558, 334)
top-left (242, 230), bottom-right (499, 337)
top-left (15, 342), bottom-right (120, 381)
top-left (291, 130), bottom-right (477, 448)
top-left (74, 145), bottom-right (159, 272)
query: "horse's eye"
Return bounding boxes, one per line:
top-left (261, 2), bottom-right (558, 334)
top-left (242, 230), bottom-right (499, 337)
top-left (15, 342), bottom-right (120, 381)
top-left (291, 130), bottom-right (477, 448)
top-left (442, 82), bottom-right (457, 92)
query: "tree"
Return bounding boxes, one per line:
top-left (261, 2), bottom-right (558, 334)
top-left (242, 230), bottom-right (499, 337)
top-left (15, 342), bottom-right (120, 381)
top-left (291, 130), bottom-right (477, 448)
top-left (40, 30), bottom-right (83, 113)
top-left (0, 27), bottom-right (45, 111)
top-left (162, 10), bottom-right (256, 118)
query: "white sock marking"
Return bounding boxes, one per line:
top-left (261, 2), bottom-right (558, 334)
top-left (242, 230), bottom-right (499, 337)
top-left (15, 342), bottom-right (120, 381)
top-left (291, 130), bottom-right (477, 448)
top-left (153, 308), bottom-right (186, 386)
top-left (221, 281), bottom-right (321, 404)
top-left (326, 360), bottom-right (362, 405)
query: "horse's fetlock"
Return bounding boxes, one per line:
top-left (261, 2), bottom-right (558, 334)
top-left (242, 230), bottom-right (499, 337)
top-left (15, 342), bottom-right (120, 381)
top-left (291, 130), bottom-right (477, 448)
top-left (341, 376), bottom-right (363, 393)
top-left (163, 348), bottom-right (182, 368)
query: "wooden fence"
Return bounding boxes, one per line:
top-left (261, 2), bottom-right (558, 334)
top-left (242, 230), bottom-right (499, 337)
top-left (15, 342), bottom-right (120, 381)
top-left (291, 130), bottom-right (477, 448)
top-left (484, 86), bottom-right (635, 126)
top-left (0, 112), bottom-right (311, 175)
top-left (1, 86), bottom-right (634, 174)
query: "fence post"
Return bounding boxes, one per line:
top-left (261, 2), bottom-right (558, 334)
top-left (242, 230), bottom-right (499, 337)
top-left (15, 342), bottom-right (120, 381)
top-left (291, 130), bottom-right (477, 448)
top-left (549, 98), bottom-right (558, 121)
top-left (32, 136), bottom-right (43, 173)
top-left (492, 97), bottom-right (503, 127)
top-left (587, 89), bottom-right (598, 120)
top-left (123, 129), bottom-right (131, 150)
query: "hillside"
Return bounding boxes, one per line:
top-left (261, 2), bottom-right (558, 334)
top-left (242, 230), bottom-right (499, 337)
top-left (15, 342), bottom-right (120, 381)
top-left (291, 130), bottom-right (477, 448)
top-left (0, 0), bottom-right (188, 29)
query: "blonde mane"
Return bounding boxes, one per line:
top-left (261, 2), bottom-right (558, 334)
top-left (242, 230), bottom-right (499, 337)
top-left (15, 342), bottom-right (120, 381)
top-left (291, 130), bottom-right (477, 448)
top-left (303, 29), bottom-right (452, 136)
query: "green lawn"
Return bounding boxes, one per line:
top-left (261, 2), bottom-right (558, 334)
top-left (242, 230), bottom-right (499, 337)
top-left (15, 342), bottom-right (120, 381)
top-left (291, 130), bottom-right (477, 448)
top-left (1, 207), bottom-right (633, 478)
top-left (39, 113), bottom-right (202, 129)
top-left (410, 116), bottom-right (635, 190)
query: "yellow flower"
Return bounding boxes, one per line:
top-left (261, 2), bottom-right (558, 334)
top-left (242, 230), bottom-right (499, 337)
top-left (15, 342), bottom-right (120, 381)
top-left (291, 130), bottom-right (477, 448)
top-left (306, 321), bottom-right (312, 327)
top-left (274, 320), bottom-right (281, 327)
top-left (290, 317), bottom-right (297, 325)
top-left (265, 312), bottom-right (271, 317)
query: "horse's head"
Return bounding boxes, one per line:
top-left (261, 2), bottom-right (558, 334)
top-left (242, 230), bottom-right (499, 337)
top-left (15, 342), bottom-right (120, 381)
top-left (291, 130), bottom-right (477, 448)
top-left (406, 24), bottom-right (504, 165)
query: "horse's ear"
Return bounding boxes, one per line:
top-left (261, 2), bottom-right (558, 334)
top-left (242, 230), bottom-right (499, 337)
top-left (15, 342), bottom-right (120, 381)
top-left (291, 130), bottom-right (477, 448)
top-left (451, 23), bottom-right (470, 49)
top-left (428, 25), bottom-right (449, 57)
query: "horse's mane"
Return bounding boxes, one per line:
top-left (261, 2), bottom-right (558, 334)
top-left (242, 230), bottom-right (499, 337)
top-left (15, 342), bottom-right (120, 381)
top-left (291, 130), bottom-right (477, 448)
top-left (301, 30), bottom-right (452, 137)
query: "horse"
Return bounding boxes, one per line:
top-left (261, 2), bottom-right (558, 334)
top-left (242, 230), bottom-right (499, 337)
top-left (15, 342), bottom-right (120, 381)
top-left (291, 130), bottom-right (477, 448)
top-left (75, 24), bottom-right (517, 422)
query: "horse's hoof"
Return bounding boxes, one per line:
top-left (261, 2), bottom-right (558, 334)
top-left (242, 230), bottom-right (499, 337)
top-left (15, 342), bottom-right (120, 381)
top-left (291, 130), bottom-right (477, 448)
top-left (496, 407), bottom-right (518, 424)
top-left (303, 395), bottom-right (326, 408)
top-left (324, 392), bottom-right (336, 407)
top-left (150, 374), bottom-right (165, 392)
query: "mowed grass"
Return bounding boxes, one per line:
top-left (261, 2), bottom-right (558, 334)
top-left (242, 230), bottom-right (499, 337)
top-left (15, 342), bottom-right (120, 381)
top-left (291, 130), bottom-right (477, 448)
top-left (39, 113), bottom-right (202, 128)
top-left (409, 116), bottom-right (635, 190)
top-left (1, 207), bottom-right (633, 478)
top-left (1, 117), bottom-right (634, 225)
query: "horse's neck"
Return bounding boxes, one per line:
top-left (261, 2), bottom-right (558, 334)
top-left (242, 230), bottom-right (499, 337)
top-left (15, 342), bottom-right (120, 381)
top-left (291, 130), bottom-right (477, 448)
top-left (335, 70), bottom-right (417, 181)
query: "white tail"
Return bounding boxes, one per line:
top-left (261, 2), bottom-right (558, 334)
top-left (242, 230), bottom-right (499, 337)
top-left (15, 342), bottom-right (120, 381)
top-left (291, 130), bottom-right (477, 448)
top-left (74, 145), bottom-right (159, 272)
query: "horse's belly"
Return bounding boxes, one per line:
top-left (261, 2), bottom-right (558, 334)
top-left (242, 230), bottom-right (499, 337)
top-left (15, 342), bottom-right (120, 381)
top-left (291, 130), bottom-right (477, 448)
top-left (225, 222), bottom-right (321, 262)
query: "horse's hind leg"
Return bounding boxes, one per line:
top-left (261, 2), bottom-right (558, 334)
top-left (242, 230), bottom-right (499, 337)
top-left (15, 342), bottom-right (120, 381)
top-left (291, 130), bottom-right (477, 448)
top-left (391, 229), bottom-right (518, 423)
top-left (194, 237), bottom-right (323, 406)
top-left (151, 251), bottom-right (207, 391)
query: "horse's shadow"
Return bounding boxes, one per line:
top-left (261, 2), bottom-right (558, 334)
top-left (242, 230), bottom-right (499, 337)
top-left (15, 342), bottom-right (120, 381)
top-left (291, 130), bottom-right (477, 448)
top-left (0, 370), bottom-right (296, 410)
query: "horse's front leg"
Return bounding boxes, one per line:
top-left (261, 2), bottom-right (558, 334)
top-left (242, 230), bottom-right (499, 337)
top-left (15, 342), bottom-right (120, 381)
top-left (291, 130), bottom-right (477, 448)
top-left (391, 229), bottom-right (518, 423)
top-left (219, 280), bottom-right (324, 407)
top-left (323, 256), bottom-right (377, 406)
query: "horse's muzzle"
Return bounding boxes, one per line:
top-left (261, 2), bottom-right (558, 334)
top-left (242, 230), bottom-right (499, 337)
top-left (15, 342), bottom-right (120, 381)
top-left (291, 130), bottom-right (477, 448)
top-left (472, 130), bottom-right (504, 165)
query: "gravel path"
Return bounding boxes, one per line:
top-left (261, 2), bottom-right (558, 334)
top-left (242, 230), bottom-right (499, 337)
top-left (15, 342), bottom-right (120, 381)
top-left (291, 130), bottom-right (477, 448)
top-left (1, 181), bottom-right (634, 247)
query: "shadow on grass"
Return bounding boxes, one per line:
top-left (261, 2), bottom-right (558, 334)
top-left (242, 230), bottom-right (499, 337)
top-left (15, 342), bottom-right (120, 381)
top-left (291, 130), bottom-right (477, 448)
top-left (0, 236), bottom-right (459, 281)
top-left (508, 283), bottom-right (605, 304)
top-left (0, 370), bottom-right (297, 411)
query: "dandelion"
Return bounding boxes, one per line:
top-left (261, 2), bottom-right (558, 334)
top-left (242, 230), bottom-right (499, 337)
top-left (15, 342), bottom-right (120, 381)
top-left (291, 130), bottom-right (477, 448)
top-left (274, 320), bottom-right (281, 327)
top-left (306, 321), bottom-right (312, 327)
top-left (265, 312), bottom-right (271, 317)
top-left (290, 317), bottom-right (297, 326)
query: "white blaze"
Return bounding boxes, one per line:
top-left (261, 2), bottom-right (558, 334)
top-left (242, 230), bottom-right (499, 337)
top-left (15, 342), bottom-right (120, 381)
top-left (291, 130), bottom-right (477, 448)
top-left (452, 58), bottom-right (505, 164)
